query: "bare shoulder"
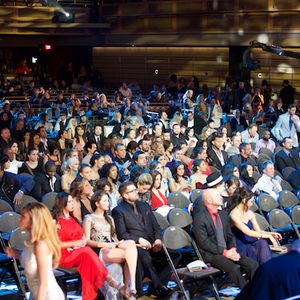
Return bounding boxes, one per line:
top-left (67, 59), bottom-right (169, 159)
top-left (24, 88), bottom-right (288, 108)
top-left (34, 240), bottom-right (50, 255)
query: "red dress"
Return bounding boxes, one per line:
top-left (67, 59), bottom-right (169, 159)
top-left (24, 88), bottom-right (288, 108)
top-left (57, 216), bottom-right (108, 300)
top-left (151, 189), bottom-right (168, 209)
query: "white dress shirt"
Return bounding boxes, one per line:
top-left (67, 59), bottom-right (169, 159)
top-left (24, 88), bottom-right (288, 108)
top-left (252, 174), bottom-right (282, 199)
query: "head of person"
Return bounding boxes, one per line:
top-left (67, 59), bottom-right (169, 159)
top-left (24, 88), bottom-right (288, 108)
top-left (136, 173), bottom-right (152, 194)
top-left (53, 192), bottom-right (74, 220)
top-left (172, 146), bottom-right (183, 161)
top-left (239, 142), bottom-right (252, 158)
top-left (94, 125), bottom-right (102, 137)
top-left (205, 171), bottom-right (225, 193)
top-left (208, 119), bottom-right (215, 129)
top-left (130, 166), bottom-right (147, 183)
top-left (139, 139), bottom-right (151, 153)
top-left (100, 163), bottom-right (119, 183)
top-left (191, 147), bottom-right (207, 160)
top-left (288, 103), bottom-right (296, 116)
top-left (9, 141), bottom-right (19, 156)
top-left (85, 141), bottom-right (97, 155)
top-left (240, 162), bottom-right (254, 181)
top-left (95, 178), bottom-right (112, 194)
top-left (248, 124), bottom-right (258, 138)
top-left (79, 164), bottom-right (92, 180)
top-left (127, 140), bottom-right (139, 155)
top-left (186, 127), bottom-right (194, 138)
top-left (119, 181), bottom-right (139, 204)
top-left (20, 202), bottom-right (61, 267)
top-left (45, 161), bottom-right (57, 178)
top-left (222, 164), bottom-right (240, 178)
top-left (114, 143), bottom-right (126, 159)
top-left (211, 133), bottom-right (224, 150)
top-left (173, 161), bottom-right (185, 182)
top-left (262, 130), bottom-right (271, 142)
top-left (90, 153), bottom-right (105, 170)
top-left (27, 148), bottom-right (39, 162)
top-left (0, 155), bottom-right (10, 170)
top-left (231, 134), bottom-right (242, 148)
top-left (132, 150), bottom-right (147, 168)
top-left (224, 175), bottom-right (240, 196)
top-left (262, 160), bottom-right (275, 178)
top-left (192, 159), bottom-right (206, 174)
top-left (230, 186), bottom-right (254, 211)
top-left (282, 137), bottom-right (293, 151)
top-left (153, 123), bottom-right (163, 137)
top-left (64, 148), bottom-right (79, 161)
top-left (202, 188), bottom-right (224, 208)
top-left (63, 157), bottom-right (79, 173)
top-left (163, 130), bottom-right (171, 141)
top-left (149, 169), bottom-right (163, 190)
top-left (153, 153), bottom-right (168, 167)
top-left (172, 123), bottom-right (181, 135)
top-left (70, 178), bottom-right (92, 199)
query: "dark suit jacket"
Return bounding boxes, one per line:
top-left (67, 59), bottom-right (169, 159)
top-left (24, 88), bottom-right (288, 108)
top-left (0, 172), bottom-right (35, 203)
top-left (274, 149), bottom-right (300, 174)
top-left (112, 200), bottom-right (161, 244)
top-left (207, 147), bottom-right (228, 170)
top-left (286, 169), bottom-right (300, 192)
top-left (230, 116), bottom-right (247, 133)
top-left (193, 205), bottom-right (236, 262)
top-left (31, 173), bottom-right (61, 201)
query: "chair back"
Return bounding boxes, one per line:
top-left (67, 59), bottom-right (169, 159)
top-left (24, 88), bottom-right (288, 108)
top-left (249, 201), bottom-right (259, 212)
top-left (282, 167), bottom-right (295, 180)
top-left (190, 189), bottom-right (203, 203)
top-left (254, 213), bottom-right (270, 231)
top-left (0, 211), bottom-right (20, 233)
top-left (268, 209), bottom-right (292, 229)
top-left (153, 211), bottom-right (170, 230)
top-left (168, 192), bottom-right (190, 209)
top-left (252, 171), bottom-right (261, 182)
top-left (258, 153), bottom-right (271, 163)
top-left (10, 227), bottom-right (29, 251)
top-left (274, 170), bottom-right (283, 179)
top-left (42, 192), bottom-right (58, 211)
top-left (291, 205), bottom-right (300, 225)
top-left (258, 148), bottom-right (274, 159)
top-left (168, 208), bottom-right (193, 228)
top-left (0, 199), bottom-right (13, 213)
top-left (258, 193), bottom-right (278, 212)
top-left (163, 226), bottom-right (192, 250)
top-left (278, 190), bottom-right (299, 209)
top-left (280, 180), bottom-right (293, 192)
top-left (15, 195), bottom-right (38, 214)
top-left (274, 146), bottom-right (283, 154)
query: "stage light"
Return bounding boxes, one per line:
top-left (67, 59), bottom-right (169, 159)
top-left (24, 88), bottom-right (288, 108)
top-left (44, 44), bottom-right (52, 51)
top-left (52, 11), bottom-right (75, 23)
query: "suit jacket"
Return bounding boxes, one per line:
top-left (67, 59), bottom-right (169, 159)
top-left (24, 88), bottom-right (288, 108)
top-left (286, 169), bottom-right (300, 192)
top-left (192, 205), bottom-right (236, 262)
top-left (230, 116), bottom-right (247, 133)
top-left (0, 172), bottom-right (35, 203)
top-left (31, 173), bottom-right (61, 201)
top-left (88, 134), bottom-right (102, 150)
top-left (112, 200), bottom-right (161, 244)
top-left (207, 147), bottom-right (228, 170)
top-left (274, 149), bottom-right (300, 173)
top-left (271, 112), bottom-right (300, 147)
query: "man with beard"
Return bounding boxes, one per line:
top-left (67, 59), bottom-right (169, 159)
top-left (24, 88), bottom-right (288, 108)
top-left (254, 130), bottom-right (276, 154)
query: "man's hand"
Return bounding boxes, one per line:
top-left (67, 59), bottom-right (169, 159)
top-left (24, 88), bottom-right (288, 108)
top-left (152, 239), bottom-right (162, 252)
top-left (138, 238), bottom-right (152, 250)
top-left (225, 248), bottom-right (240, 261)
top-left (13, 191), bottom-right (24, 205)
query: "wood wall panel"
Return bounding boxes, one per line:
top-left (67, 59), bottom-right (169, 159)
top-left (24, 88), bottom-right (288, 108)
top-left (93, 47), bottom-right (229, 92)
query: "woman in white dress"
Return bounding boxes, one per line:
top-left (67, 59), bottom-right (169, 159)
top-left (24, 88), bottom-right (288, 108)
top-left (5, 202), bottom-right (64, 300)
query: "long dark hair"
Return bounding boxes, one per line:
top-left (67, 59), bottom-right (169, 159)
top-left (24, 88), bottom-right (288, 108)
top-left (229, 186), bottom-right (254, 211)
top-left (173, 160), bottom-right (187, 183)
top-left (52, 192), bottom-right (69, 220)
top-left (90, 190), bottom-right (116, 238)
top-left (240, 163), bottom-right (256, 187)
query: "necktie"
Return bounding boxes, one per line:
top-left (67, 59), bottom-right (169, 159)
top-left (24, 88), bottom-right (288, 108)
top-left (48, 176), bottom-right (54, 192)
top-left (132, 203), bottom-right (139, 216)
top-left (289, 115), bottom-right (293, 130)
top-left (214, 213), bottom-right (227, 249)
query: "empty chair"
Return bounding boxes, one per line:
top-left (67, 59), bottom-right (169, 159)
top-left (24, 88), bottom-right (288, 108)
top-left (190, 189), bottom-right (203, 203)
top-left (9, 227), bottom-right (29, 252)
top-left (254, 213), bottom-right (271, 231)
top-left (274, 170), bottom-right (283, 179)
top-left (268, 209), bottom-right (300, 239)
top-left (257, 193), bottom-right (278, 213)
top-left (42, 192), bottom-right (58, 211)
top-left (0, 199), bottom-right (13, 213)
top-left (0, 211), bottom-right (20, 234)
top-left (278, 190), bottom-right (299, 209)
top-left (168, 192), bottom-right (190, 209)
top-left (162, 226), bottom-right (221, 300)
top-left (291, 205), bottom-right (300, 225)
top-left (280, 180), bottom-right (293, 192)
top-left (168, 208), bottom-right (193, 228)
top-left (258, 148), bottom-right (274, 159)
top-left (282, 167), bottom-right (296, 180)
top-left (153, 211), bottom-right (169, 230)
top-left (249, 201), bottom-right (259, 212)
top-left (252, 171), bottom-right (261, 182)
top-left (258, 153), bottom-right (271, 164)
top-left (15, 195), bottom-right (38, 214)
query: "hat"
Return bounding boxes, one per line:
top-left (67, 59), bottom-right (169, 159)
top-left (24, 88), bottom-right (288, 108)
top-left (79, 111), bottom-right (86, 117)
top-left (3, 100), bottom-right (10, 105)
top-left (205, 171), bottom-right (224, 188)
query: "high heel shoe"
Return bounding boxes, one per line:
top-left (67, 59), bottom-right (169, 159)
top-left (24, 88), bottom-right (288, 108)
top-left (106, 277), bottom-right (129, 299)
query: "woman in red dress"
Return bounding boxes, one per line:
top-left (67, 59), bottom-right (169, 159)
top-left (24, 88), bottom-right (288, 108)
top-left (53, 192), bottom-right (127, 300)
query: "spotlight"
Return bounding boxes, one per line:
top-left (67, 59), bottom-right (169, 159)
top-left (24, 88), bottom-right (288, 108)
top-left (52, 11), bottom-right (75, 23)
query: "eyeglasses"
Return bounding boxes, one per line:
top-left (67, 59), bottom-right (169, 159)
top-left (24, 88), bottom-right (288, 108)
top-left (126, 189), bottom-right (138, 194)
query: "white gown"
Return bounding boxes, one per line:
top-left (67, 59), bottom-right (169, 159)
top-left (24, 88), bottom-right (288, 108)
top-left (20, 243), bottom-right (64, 300)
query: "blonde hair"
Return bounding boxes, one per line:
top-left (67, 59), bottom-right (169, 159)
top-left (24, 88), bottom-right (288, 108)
top-left (23, 203), bottom-right (61, 268)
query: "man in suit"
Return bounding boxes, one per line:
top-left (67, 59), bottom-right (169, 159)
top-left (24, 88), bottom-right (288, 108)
top-left (230, 109), bottom-right (248, 133)
top-left (112, 181), bottom-right (172, 297)
top-left (272, 103), bottom-right (300, 147)
top-left (193, 189), bottom-right (258, 288)
top-left (236, 239), bottom-right (300, 300)
top-left (274, 137), bottom-right (300, 174)
top-left (241, 123), bottom-right (259, 144)
top-left (31, 161), bottom-right (61, 201)
top-left (286, 167), bottom-right (300, 193)
top-left (88, 124), bottom-right (103, 151)
top-left (0, 162), bottom-right (35, 207)
top-left (207, 133), bottom-right (228, 170)
top-left (170, 123), bottom-right (186, 147)
top-left (228, 142), bottom-right (257, 169)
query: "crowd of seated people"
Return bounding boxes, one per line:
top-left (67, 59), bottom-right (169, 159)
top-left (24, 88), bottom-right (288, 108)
top-left (1, 72), bottom-right (300, 299)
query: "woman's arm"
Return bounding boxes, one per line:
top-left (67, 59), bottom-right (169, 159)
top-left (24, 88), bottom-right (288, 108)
top-left (61, 175), bottom-right (69, 193)
top-left (35, 241), bottom-right (50, 300)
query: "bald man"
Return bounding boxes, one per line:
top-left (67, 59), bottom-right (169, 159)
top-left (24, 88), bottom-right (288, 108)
top-left (192, 189), bottom-right (258, 288)
top-left (237, 240), bottom-right (300, 300)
